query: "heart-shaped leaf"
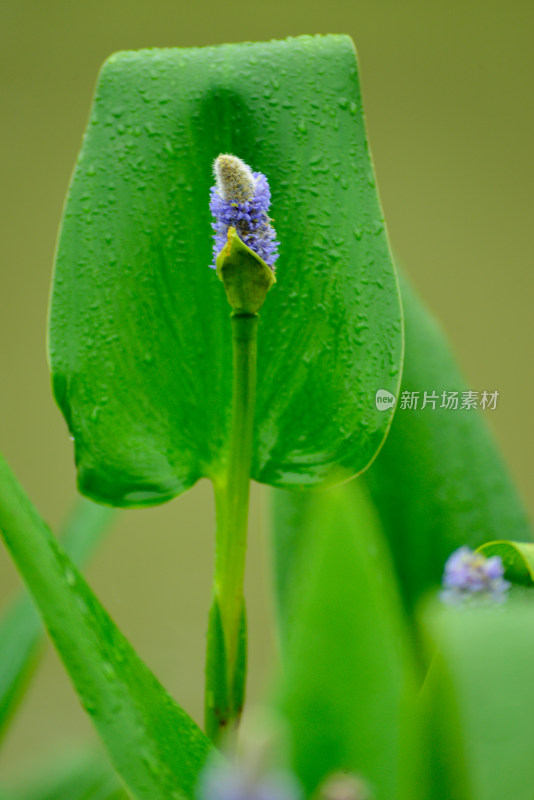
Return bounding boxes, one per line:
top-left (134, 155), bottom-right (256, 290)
top-left (0, 452), bottom-right (213, 800)
top-left (48, 35), bottom-right (402, 507)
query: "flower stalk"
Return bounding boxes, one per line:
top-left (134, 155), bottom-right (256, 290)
top-left (205, 155), bottom-right (278, 744)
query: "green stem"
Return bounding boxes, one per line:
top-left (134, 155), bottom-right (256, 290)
top-left (205, 313), bottom-right (258, 745)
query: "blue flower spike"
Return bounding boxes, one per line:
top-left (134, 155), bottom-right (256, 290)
top-left (441, 546), bottom-right (510, 605)
top-left (210, 154), bottom-right (279, 271)
top-left (210, 155), bottom-right (277, 315)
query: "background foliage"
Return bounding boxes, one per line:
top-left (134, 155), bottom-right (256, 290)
top-left (1, 0), bottom-right (532, 781)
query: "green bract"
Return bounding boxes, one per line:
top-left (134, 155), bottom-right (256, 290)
top-left (48, 35), bottom-right (402, 507)
top-left (216, 227), bottom-right (276, 314)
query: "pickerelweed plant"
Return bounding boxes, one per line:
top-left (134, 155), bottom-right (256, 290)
top-left (0, 33), bottom-right (533, 800)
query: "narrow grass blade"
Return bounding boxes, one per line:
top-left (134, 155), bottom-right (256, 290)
top-left (0, 452), bottom-right (213, 800)
top-left (0, 500), bottom-right (115, 742)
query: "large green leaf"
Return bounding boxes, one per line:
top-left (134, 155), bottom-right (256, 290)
top-left (273, 482), bottom-right (420, 799)
top-left (420, 599), bottom-right (534, 800)
top-left (363, 272), bottom-right (531, 610)
top-left (48, 35), bottom-right (402, 507)
top-left (0, 452), bottom-right (212, 800)
top-left (0, 500), bottom-right (115, 743)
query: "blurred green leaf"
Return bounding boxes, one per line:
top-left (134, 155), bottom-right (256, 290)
top-left (270, 486), bottom-right (310, 648)
top-left (0, 499), bottom-right (115, 744)
top-left (0, 452), bottom-right (213, 800)
top-left (6, 748), bottom-right (128, 800)
top-left (48, 35), bottom-right (402, 507)
top-left (273, 481), bottom-right (420, 799)
top-left (478, 540), bottom-right (534, 586)
top-left (420, 599), bottom-right (534, 800)
top-left (417, 659), bottom-right (471, 800)
top-left (363, 272), bottom-right (531, 610)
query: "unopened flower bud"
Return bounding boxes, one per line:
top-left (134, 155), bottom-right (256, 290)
top-left (215, 154), bottom-right (256, 203)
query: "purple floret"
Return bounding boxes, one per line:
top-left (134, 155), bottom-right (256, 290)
top-left (441, 546), bottom-right (510, 605)
top-left (209, 171), bottom-right (279, 271)
top-left (197, 761), bottom-right (301, 800)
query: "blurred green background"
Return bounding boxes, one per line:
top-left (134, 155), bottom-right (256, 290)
top-left (1, 0), bottom-right (532, 781)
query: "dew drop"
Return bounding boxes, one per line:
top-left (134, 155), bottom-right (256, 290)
top-left (83, 697), bottom-right (97, 715)
top-left (102, 662), bottom-right (115, 680)
top-left (65, 568), bottom-right (76, 586)
top-left (141, 747), bottom-right (161, 777)
top-left (76, 595), bottom-right (88, 613)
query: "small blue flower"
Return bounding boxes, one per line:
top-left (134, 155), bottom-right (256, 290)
top-left (209, 154), bottom-right (279, 271)
top-left (441, 546), bottom-right (510, 605)
top-left (197, 761), bottom-right (301, 800)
